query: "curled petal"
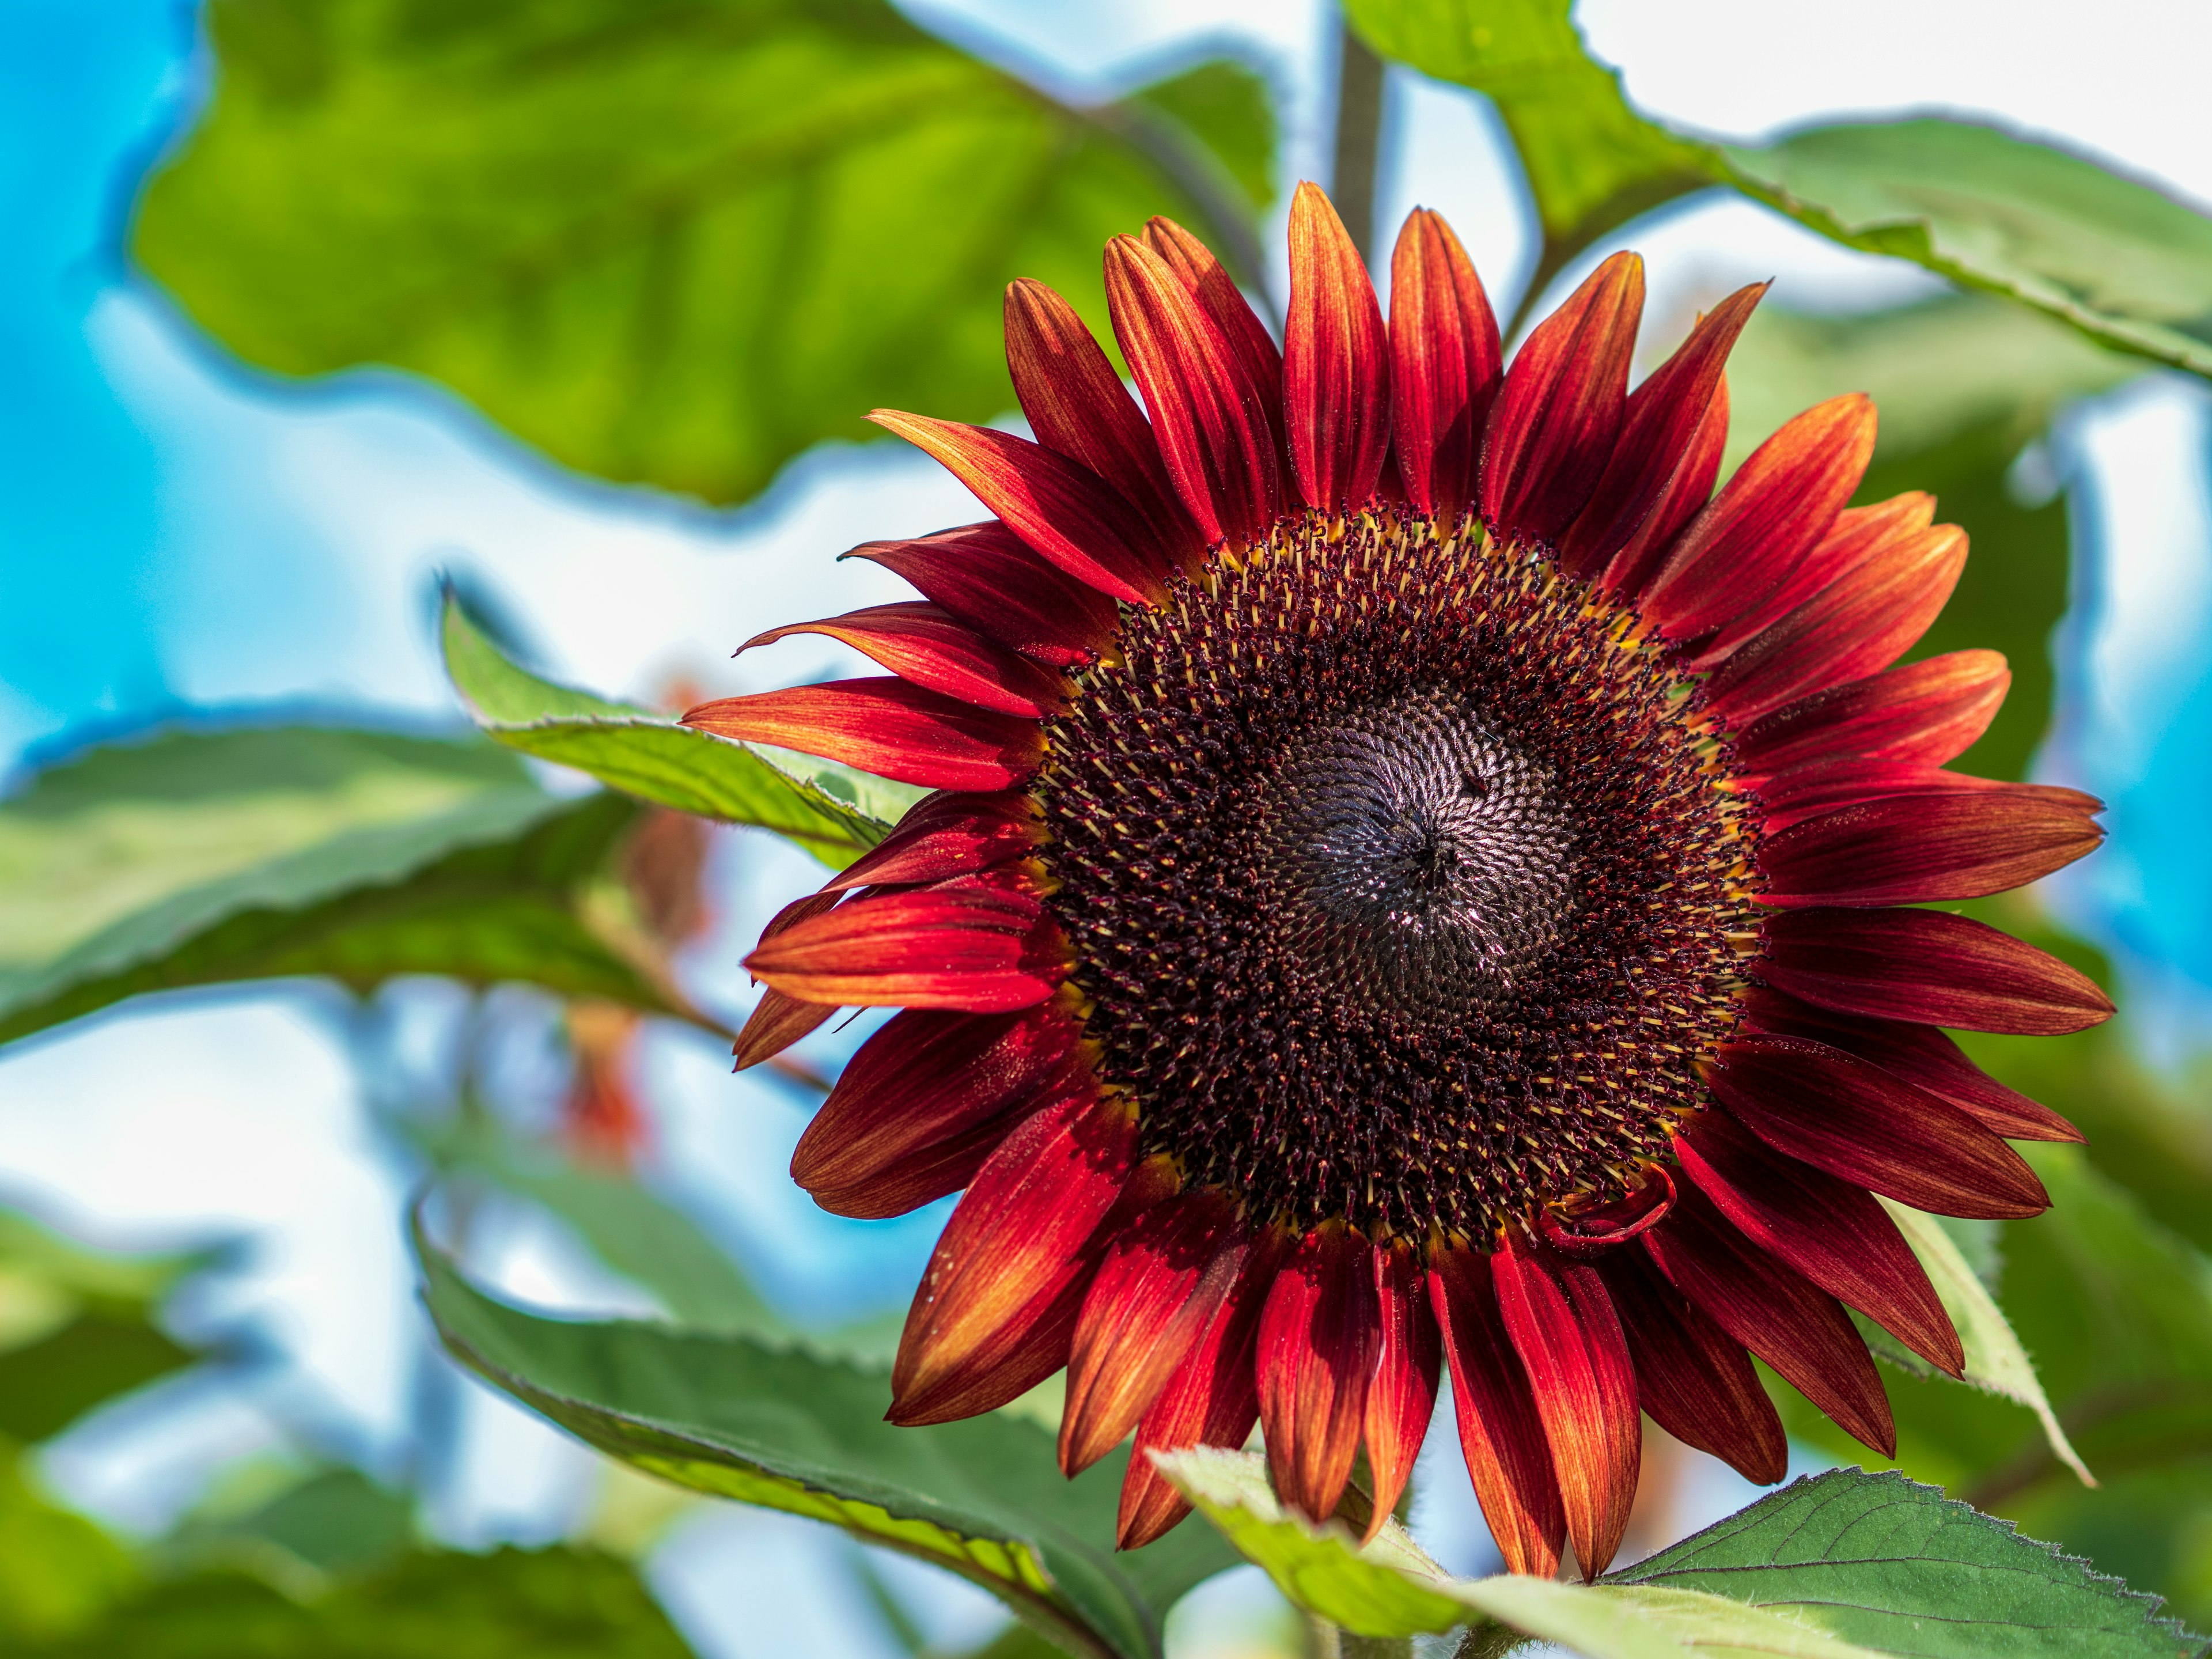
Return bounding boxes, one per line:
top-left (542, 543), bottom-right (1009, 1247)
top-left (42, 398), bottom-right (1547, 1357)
top-left (1730, 650), bottom-right (2011, 780)
top-left (1140, 215), bottom-right (1289, 476)
top-left (743, 603), bottom-right (1071, 718)
top-left (1388, 207), bottom-right (1501, 520)
top-left (1429, 1240), bottom-right (1565, 1577)
top-left (1706, 524), bottom-right (1969, 723)
top-left (1679, 1109), bottom-right (1962, 1375)
top-left (1752, 760), bottom-right (2100, 835)
top-left (731, 987), bottom-right (835, 1072)
top-left (1482, 252), bottom-right (1644, 547)
top-left (843, 522), bottom-right (1116, 669)
top-left (1642, 1185), bottom-right (1895, 1459)
top-left (1538, 1163), bottom-right (1676, 1256)
top-left (1643, 393), bottom-right (1877, 641)
top-left (1560, 284), bottom-right (1763, 584)
top-left (1061, 1189), bottom-right (1245, 1475)
top-left (1592, 1247), bottom-right (1786, 1486)
top-left (1759, 791), bottom-right (2104, 908)
top-left (1005, 278), bottom-right (1204, 572)
top-left (869, 412), bottom-right (1172, 605)
top-left (1491, 1237), bottom-right (1638, 1580)
top-left (791, 1003), bottom-right (1080, 1218)
top-left (684, 677), bottom-right (1042, 792)
top-left (823, 791), bottom-right (1044, 895)
top-left (1286, 182), bottom-right (1391, 511)
top-left (1759, 905), bottom-right (2113, 1035)
top-left (1107, 233), bottom-right (1283, 547)
top-left (1363, 1239), bottom-right (1443, 1541)
top-left (744, 877), bottom-right (1069, 1012)
top-left (1257, 1224), bottom-right (1380, 1523)
top-left (1711, 1035), bottom-right (2050, 1219)
top-left (1703, 491), bottom-right (1938, 660)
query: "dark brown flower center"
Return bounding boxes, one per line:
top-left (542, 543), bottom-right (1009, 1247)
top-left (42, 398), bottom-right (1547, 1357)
top-left (1039, 507), bottom-right (1757, 1243)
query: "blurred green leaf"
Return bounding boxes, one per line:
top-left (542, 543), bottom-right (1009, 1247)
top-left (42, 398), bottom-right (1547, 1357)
top-left (0, 1457), bottom-right (138, 1645)
top-left (0, 726), bottom-right (704, 1048)
top-left (1724, 120), bottom-right (2212, 380)
top-left (0, 1316), bottom-right (196, 1446)
top-left (418, 1232), bottom-right (1238, 1659)
top-left (136, 0), bottom-right (1277, 506)
top-left (442, 594), bottom-right (911, 868)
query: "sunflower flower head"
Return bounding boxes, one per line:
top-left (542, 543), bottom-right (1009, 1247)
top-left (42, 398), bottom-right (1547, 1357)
top-left (688, 184), bottom-right (2112, 1580)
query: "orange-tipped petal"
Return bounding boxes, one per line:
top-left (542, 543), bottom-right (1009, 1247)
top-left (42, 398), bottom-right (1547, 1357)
top-left (684, 678), bottom-right (1042, 792)
top-left (731, 987), bottom-right (835, 1071)
top-left (743, 603), bottom-right (1071, 718)
top-left (1428, 1240), bottom-right (1565, 1578)
top-left (1256, 1224), bottom-right (1379, 1523)
top-left (1759, 905), bottom-right (2113, 1035)
top-left (1643, 393), bottom-right (1877, 640)
top-left (1141, 215), bottom-right (1290, 479)
top-left (822, 791), bottom-right (1044, 896)
top-left (1559, 284), bottom-right (1763, 584)
top-left (843, 522), bottom-right (1116, 669)
top-left (791, 1003), bottom-right (1080, 1218)
top-left (1005, 278), bottom-right (1204, 572)
top-left (1362, 1239), bottom-right (1442, 1541)
top-left (891, 1086), bottom-right (1139, 1420)
top-left (1060, 1188), bottom-right (1246, 1475)
top-left (1490, 1235), bottom-right (1639, 1580)
top-left (1751, 758), bottom-right (2100, 834)
top-left (1731, 650), bottom-right (2012, 780)
top-left (869, 412), bottom-right (1173, 605)
top-left (1286, 182), bottom-right (1391, 512)
top-left (1481, 252), bottom-right (1643, 547)
top-left (1599, 376), bottom-right (1730, 599)
top-left (1388, 208), bottom-right (1501, 521)
top-left (1679, 1109), bottom-right (1963, 1375)
top-left (1643, 1187), bottom-right (1896, 1459)
top-left (1710, 1035), bottom-right (2050, 1221)
top-left (1592, 1247), bottom-right (1786, 1486)
top-left (743, 876), bottom-right (1069, 1012)
top-left (1759, 791), bottom-right (2104, 908)
top-left (1703, 491), bottom-right (1938, 659)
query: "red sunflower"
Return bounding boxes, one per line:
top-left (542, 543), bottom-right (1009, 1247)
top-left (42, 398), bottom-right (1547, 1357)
top-left (687, 183), bottom-right (2111, 1580)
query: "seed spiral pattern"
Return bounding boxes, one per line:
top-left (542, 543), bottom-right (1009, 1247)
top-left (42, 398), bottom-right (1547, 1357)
top-left (1039, 505), bottom-right (1762, 1240)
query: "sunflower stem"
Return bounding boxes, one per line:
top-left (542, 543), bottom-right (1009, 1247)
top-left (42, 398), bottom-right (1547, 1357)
top-left (1308, 1617), bottom-right (1415, 1657)
top-left (1331, 13), bottom-right (1387, 264)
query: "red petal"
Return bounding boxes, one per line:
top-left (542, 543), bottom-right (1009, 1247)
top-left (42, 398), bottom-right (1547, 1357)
top-left (1759, 904), bottom-right (2113, 1035)
top-left (730, 987), bottom-right (835, 1071)
top-left (1061, 1188), bottom-right (1246, 1475)
top-left (868, 413), bottom-right (1172, 605)
top-left (1120, 1225), bottom-right (1294, 1549)
top-left (1559, 284), bottom-right (1763, 585)
top-left (1286, 182), bottom-right (1391, 512)
top-left (790, 1003), bottom-right (1080, 1218)
top-left (1735, 984), bottom-right (2083, 1142)
top-left (1428, 1241), bottom-right (1565, 1578)
top-left (1141, 215), bottom-right (1290, 482)
top-left (1706, 524), bottom-right (1968, 723)
top-left (1730, 650), bottom-right (2011, 780)
top-left (684, 678), bottom-right (1042, 791)
top-left (1679, 1109), bottom-right (1962, 1375)
top-left (1363, 1239), bottom-right (1442, 1541)
top-left (1256, 1225), bottom-right (1380, 1522)
top-left (1642, 1187), bottom-right (1895, 1458)
top-left (823, 790), bottom-right (1044, 895)
top-left (1482, 252), bottom-right (1643, 547)
top-left (1593, 1248), bottom-right (1786, 1486)
top-left (1711, 1035), bottom-right (2050, 1219)
top-left (1759, 791), bottom-right (2103, 908)
top-left (1703, 491), bottom-right (1938, 660)
top-left (1388, 208), bottom-right (1501, 521)
top-left (842, 522), bottom-right (1117, 670)
top-left (744, 603), bottom-right (1071, 718)
top-left (744, 877), bottom-right (1069, 1012)
top-left (1643, 394), bottom-right (1877, 641)
top-left (1491, 1236), bottom-right (1638, 1580)
top-left (1107, 233), bottom-right (1283, 547)
top-left (890, 1088), bottom-right (1139, 1422)
top-left (1599, 376), bottom-right (1730, 600)
top-left (1752, 760), bottom-right (2100, 835)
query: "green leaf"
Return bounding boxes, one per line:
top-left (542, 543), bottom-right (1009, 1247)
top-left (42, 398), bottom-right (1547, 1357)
top-left (1724, 120), bottom-right (2212, 381)
top-left (0, 727), bottom-right (692, 1047)
top-left (165, 1467), bottom-right (418, 1584)
top-left (442, 594), bottom-right (911, 868)
top-left (1612, 1468), bottom-right (2202, 1659)
top-left (135, 0), bottom-right (1277, 505)
top-left (1342, 0), bottom-right (1721, 310)
top-left (417, 1232), bottom-right (1237, 1659)
top-left (0, 1456), bottom-right (138, 1645)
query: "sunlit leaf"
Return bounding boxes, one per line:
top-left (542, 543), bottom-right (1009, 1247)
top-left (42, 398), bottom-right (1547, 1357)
top-left (418, 1232), bottom-right (1237, 1659)
top-left (0, 1457), bottom-right (138, 1645)
top-left (136, 0), bottom-right (1278, 505)
top-left (442, 594), bottom-right (910, 867)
